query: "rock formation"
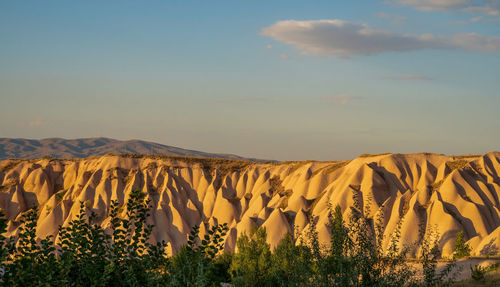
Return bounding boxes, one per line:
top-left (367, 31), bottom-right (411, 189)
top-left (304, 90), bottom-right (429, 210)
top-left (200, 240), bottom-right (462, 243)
top-left (1, 152), bottom-right (499, 257)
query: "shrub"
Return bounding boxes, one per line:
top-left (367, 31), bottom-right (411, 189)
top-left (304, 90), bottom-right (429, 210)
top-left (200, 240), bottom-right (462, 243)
top-left (0, 189), bottom-right (459, 287)
top-left (470, 264), bottom-right (487, 281)
top-left (420, 226), bottom-right (457, 287)
top-left (166, 223), bottom-right (229, 286)
top-left (0, 189), bottom-right (168, 286)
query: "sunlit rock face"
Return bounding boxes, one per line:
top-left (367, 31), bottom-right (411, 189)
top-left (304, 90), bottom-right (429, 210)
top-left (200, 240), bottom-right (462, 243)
top-left (1, 152), bottom-right (499, 257)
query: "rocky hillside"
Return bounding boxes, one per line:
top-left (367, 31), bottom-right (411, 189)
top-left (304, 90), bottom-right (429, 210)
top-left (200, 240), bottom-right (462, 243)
top-left (1, 152), bottom-right (499, 257)
top-left (0, 137), bottom-right (262, 161)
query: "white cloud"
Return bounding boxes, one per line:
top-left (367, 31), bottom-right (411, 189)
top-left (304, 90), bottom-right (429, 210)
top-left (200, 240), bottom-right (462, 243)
top-left (390, 0), bottom-right (500, 17)
top-left (449, 33), bottom-right (500, 52)
top-left (280, 54), bottom-right (290, 60)
top-left (266, 44), bottom-right (273, 49)
top-left (470, 16), bottom-right (483, 22)
top-left (390, 0), bottom-right (472, 11)
top-left (319, 94), bottom-right (361, 105)
top-left (261, 19), bottom-right (500, 56)
top-left (462, 5), bottom-right (499, 16)
top-left (375, 12), bottom-right (408, 24)
top-left (384, 74), bottom-right (433, 80)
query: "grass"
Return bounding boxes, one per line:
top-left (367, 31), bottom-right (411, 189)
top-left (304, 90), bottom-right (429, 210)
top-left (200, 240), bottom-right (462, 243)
top-left (453, 268), bottom-right (500, 286)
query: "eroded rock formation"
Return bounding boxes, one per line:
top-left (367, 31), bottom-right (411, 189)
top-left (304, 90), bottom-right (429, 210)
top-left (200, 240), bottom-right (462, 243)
top-left (1, 152), bottom-right (499, 257)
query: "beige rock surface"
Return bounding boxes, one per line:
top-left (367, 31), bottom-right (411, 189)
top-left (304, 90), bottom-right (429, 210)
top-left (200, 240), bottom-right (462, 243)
top-left (0, 152), bottom-right (499, 256)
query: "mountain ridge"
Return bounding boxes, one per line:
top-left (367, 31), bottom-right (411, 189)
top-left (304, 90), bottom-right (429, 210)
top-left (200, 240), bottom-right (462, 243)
top-left (0, 137), bottom-right (267, 162)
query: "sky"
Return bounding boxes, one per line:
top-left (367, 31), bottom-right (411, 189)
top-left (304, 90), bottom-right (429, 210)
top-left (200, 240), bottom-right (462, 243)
top-left (1, 0), bottom-right (499, 161)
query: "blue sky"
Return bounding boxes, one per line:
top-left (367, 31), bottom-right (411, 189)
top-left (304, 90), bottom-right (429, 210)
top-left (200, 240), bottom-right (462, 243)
top-left (1, 0), bottom-right (499, 160)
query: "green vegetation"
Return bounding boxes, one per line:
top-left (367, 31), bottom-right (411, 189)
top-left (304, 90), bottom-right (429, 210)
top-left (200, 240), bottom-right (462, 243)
top-left (470, 264), bottom-right (487, 281)
top-left (0, 189), bottom-right (462, 286)
top-left (230, 227), bottom-right (273, 286)
top-left (116, 153), bottom-right (254, 176)
top-left (419, 226), bottom-right (457, 287)
top-left (450, 155), bottom-right (480, 160)
top-left (446, 160), bottom-right (469, 172)
top-left (55, 189), bottom-right (68, 202)
top-left (358, 153), bottom-right (392, 158)
top-left (0, 189), bottom-right (169, 286)
top-left (453, 231), bottom-right (471, 259)
top-left (454, 263), bottom-right (500, 286)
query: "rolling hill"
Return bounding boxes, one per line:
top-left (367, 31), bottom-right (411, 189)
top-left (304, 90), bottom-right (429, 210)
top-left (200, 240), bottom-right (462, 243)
top-left (0, 137), bottom-right (262, 161)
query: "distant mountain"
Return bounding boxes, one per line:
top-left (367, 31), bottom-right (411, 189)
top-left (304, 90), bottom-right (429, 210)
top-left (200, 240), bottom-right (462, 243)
top-left (0, 137), bottom-right (264, 161)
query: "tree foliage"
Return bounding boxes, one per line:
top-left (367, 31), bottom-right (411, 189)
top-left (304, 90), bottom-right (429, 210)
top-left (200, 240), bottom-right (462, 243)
top-left (0, 189), bottom-right (459, 286)
top-left (453, 230), bottom-right (471, 259)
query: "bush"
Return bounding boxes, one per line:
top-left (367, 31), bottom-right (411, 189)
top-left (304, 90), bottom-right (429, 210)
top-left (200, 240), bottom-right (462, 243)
top-left (0, 190), bottom-right (458, 286)
top-left (420, 226), bottom-right (457, 287)
top-left (470, 264), bottom-right (487, 281)
top-left (0, 189), bottom-right (168, 286)
top-left (166, 223), bottom-right (229, 286)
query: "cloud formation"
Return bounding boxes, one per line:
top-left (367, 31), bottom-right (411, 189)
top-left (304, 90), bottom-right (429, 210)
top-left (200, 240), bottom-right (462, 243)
top-left (280, 54), bottom-right (290, 60)
top-left (261, 19), bottom-right (500, 56)
top-left (389, 0), bottom-right (472, 11)
top-left (375, 12), bottom-right (408, 24)
top-left (390, 0), bottom-right (499, 16)
top-left (319, 94), bottom-right (361, 105)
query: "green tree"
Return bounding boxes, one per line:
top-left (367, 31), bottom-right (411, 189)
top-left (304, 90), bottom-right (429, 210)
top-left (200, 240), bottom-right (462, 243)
top-left (57, 202), bottom-right (111, 286)
top-left (0, 209), bottom-right (12, 269)
top-left (230, 227), bottom-right (272, 287)
top-left (270, 233), bottom-right (313, 286)
top-left (327, 204), bottom-right (354, 286)
top-left (166, 223), bottom-right (229, 286)
top-left (453, 230), bottom-right (471, 259)
top-left (0, 188), bottom-right (169, 286)
top-left (1, 207), bottom-right (63, 286)
top-left (420, 226), bottom-right (457, 287)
